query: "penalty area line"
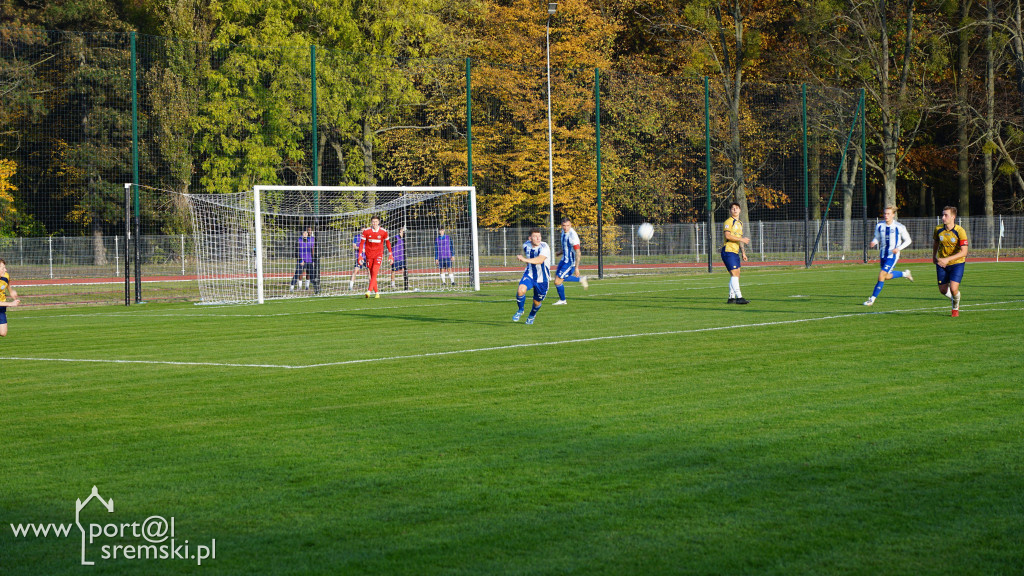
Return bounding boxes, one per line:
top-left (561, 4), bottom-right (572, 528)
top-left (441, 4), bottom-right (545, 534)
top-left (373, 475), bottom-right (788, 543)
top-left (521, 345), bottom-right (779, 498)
top-left (3, 300), bottom-right (1021, 370)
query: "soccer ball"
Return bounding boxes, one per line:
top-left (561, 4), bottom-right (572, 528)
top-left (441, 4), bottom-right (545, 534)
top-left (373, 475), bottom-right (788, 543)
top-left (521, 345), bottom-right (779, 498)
top-left (637, 222), bottom-right (655, 242)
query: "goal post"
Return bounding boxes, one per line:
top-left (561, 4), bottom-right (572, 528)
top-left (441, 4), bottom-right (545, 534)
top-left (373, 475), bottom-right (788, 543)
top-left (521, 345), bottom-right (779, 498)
top-left (186, 185), bottom-right (479, 305)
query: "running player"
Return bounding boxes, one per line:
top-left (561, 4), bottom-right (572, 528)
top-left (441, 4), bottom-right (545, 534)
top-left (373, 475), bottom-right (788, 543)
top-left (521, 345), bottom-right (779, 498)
top-left (513, 229), bottom-right (550, 325)
top-left (721, 202), bottom-right (750, 304)
top-left (864, 206), bottom-right (913, 306)
top-left (0, 258), bottom-right (21, 337)
top-left (358, 216), bottom-right (393, 298)
top-left (552, 217), bottom-right (589, 305)
top-left (933, 206), bottom-right (969, 317)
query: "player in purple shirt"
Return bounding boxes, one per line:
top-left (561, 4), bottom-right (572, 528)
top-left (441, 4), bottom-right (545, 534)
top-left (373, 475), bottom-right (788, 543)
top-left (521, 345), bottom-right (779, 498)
top-left (289, 227), bottom-right (315, 291)
top-left (435, 226), bottom-right (454, 286)
top-left (390, 226), bottom-right (408, 290)
top-left (348, 229), bottom-right (365, 290)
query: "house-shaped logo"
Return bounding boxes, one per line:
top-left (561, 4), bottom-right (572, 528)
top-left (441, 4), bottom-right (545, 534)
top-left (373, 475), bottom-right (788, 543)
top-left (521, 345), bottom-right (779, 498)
top-left (75, 486), bottom-right (113, 566)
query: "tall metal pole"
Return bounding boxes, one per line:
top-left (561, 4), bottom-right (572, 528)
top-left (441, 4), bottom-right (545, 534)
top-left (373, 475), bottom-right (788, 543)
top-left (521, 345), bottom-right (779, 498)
top-left (595, 68), bottom-right (603, 279)
top-left (311, 45), bottom-right (319, 212)
top-left (860, 89), bottom-right (868, 264)
top-left (705, 76), bottom-right (713, 273)
top-left (466, 57), bottom-right (473, 187)
top-left (802, 83), bottom-right (809, 268)
top-left (546, 5), bottom-right (557, 252)
top-left (130, 32), bottom-right (142, 303)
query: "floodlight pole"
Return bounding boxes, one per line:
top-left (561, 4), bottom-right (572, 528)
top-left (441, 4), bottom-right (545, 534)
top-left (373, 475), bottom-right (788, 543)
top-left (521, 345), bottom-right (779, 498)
top-left (546, 3), bottom-right (557, 253)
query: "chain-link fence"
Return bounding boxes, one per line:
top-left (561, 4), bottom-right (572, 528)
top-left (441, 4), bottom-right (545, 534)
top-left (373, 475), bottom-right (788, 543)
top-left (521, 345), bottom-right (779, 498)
top-left (3, 28), bottom-right (1017, 306)
top-left (4, 216), bottom-right (1020, 306)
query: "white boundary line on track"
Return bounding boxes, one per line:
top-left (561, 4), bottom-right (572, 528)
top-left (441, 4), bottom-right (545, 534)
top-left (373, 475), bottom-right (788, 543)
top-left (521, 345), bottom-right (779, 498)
top-left (3, 300), bottom-right (1021, 370)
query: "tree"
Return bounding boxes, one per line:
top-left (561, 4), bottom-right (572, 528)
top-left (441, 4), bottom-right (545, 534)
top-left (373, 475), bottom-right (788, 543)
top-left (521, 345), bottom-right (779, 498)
top-left (814, 0), bottom-right (944, 210)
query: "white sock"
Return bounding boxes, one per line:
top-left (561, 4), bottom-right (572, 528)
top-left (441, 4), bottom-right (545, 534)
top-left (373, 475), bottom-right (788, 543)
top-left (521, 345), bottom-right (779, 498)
top-left (439, 273), bottom-right (446, 284)
top-left (449, 273), bottom-right (455, 283)
top-left (942, 287), bottom-right (952, 300)
top-left (730, 276), bottom-right (741, 298)
top-left (349, 281), bottom-right (354, 289)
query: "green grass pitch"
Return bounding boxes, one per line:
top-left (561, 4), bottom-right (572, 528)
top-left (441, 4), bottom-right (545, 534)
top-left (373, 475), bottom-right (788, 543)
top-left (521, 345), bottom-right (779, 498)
top-left (2, 262), bottom-right (1023, 575)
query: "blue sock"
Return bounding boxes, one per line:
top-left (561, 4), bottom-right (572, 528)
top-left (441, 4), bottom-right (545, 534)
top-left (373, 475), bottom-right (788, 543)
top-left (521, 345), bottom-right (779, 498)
top-left (890, 270), bottom-right (903, 279)
top-left (556, 284), bottom-right (566, 300)
top-left (872, 281), bottom-right (885, 298)
top-left (563, 276), bottom-right (579, 282)
top-left (516, 294), bottom-right (526, 313)
top-left (529, 303), bottom-right (541, 318)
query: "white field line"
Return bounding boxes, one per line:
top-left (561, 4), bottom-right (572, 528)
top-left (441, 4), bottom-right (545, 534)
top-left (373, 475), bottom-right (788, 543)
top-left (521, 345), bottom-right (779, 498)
top-left (3, 300), bottom-right (1021, 370)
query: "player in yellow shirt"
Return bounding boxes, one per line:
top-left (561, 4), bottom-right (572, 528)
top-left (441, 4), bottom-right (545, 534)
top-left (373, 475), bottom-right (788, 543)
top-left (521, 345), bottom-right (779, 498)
top-left (720, 202), bottom-right (750, 304)
top-left (932, 206), bottom-right (969, 317)
top-left (0, 258), bottom-right (22, 337)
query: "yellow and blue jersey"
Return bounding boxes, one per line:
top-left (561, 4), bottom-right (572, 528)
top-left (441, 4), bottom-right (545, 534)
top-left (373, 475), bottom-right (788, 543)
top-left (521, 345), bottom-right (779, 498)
top-left (723, 218), bottom-right (743, 254)
top-left (0, 273), bottom-right (10, 303)
top-left (934, 224), bottom-right (968, 265)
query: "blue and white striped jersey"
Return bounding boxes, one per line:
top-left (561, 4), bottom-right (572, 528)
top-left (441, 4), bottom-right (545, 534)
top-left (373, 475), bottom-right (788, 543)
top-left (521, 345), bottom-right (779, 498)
top-left (560, 228), bottom-right (581, 266)
top-left (873, 221), bottom-right (912, 259)
top-left (522, 241), bottom-right (551, 283)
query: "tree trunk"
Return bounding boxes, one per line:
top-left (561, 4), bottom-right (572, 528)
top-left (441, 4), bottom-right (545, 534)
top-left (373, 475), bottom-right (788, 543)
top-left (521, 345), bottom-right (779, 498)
top-left (810, 126), bottom-right (821, 221)
top-left (957, 0), bottom-right (972, 220)
top-left (729, 76), bottom-right (748, 227)
top-left (329, 138), bottom-right (348, 178)
top-left (882, 120), bottom-right (899, 210)
top-left (360, 118), bottom-right (376, 186)
top-left (92, 212), bottom-right (108, 266)
top-left (1014, 0), bottom-right (1024, 114)
top-left (984, 0), bottom-right (995, 247)
top-left (841, 149), bottom-right (856, 252)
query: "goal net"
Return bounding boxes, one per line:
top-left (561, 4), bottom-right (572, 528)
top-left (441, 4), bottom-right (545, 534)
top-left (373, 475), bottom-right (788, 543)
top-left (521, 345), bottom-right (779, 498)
top-left (184, 186), bottom-right (479, 304)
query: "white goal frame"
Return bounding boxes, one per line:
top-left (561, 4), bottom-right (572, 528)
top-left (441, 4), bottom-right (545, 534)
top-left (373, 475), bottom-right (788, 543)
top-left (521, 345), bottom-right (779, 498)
top-left (183, 185), bottom-right (480, 305)
top-left (252, 185), bottom-right (480, 304)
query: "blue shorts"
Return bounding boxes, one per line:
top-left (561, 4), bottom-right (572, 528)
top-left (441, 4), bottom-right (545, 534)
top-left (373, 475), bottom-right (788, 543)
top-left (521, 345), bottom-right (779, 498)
top-left (437, 258), bottom-right (452, 269)
top-left (392, 260), bottom-right (406, 271)
top-left (556, 261), bottom-right (577, 279)
top-left (0, 306), bottom-right (7, 325)
top-left (353, 257), bottom-right (365, 270)
top-left (936, 262), bottom-right (965, 285)
top-left (518, 276), bottom-right (549, 301)
top-left (721, 248), bottom-right (741, 271)
top-left (880, 255), bottom-right (900, 273)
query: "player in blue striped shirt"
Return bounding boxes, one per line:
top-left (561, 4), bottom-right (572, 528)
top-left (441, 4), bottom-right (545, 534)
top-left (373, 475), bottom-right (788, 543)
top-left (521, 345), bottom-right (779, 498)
top-left (552, 217), bottom-right (589, 305)
top-left (513, 229), bottom-right (551, 325)
top-left (864, 206), bottom-right (914, 306)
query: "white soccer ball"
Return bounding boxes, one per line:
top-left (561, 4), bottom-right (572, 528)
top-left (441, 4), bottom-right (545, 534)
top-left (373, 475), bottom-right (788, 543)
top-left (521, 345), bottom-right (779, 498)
top-left (637, 222), bottom-right (655, 242)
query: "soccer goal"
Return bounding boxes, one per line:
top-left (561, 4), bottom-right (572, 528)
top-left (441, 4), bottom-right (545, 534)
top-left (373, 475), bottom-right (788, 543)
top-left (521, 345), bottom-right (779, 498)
top-left (183, 186), bottom-right (479, 304)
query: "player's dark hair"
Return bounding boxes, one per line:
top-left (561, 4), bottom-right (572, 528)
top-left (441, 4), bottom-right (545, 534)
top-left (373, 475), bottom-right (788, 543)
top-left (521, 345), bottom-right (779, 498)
top-left (529, 228), bottom-right (541, 236)
top-left (371, 215), bottom-right (380, 222)
top-left (729, 202), bottom-right (741, 210)
top-left (0, 258), bottom-right (5, 266)
top-left (561, 217), bottom-right (572, 224)
top-left (944, 205), bottom-right (958, 216)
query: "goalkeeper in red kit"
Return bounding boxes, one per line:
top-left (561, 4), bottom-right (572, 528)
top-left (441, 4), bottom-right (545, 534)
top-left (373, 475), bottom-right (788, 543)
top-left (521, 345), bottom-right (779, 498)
top-left (358, 215), bottom-right (393, 298)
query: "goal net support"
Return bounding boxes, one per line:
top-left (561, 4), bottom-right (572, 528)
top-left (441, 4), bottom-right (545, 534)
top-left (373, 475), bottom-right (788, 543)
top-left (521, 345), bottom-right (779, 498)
top-left (184, 186), bottom-right (479, 304)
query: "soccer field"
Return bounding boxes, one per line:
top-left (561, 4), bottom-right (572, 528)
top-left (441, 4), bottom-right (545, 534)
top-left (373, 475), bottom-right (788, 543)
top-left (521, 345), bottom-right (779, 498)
top-left (2, 262), bottom-right (1023, 575)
